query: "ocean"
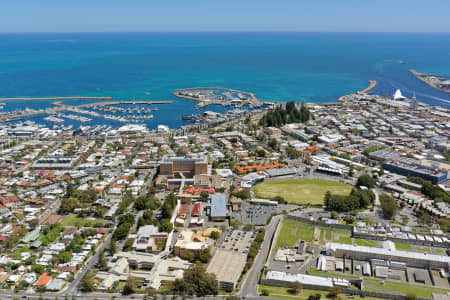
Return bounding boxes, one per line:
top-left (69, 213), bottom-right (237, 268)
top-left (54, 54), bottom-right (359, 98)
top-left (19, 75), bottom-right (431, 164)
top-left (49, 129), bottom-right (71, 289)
top-left (0, 32), bottom-right (449, 129)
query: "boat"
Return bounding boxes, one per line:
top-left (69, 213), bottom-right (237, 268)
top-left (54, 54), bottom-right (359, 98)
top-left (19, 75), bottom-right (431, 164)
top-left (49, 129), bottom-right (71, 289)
top-left (182, 114), bottom-right (197, 121)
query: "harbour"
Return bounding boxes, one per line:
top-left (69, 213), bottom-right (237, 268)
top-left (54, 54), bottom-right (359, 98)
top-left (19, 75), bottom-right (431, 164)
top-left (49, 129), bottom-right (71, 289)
top-left (409, 70), bottom-right (450, 94)
top-left (173, 87), bottom-right (263, 109)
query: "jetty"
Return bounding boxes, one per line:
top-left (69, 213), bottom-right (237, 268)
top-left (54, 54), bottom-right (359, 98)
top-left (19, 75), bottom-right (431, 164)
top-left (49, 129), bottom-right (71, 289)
top-left (50, 100), bottom-right (173, 108)
top-left (0, 96), bottom-right (112, 101)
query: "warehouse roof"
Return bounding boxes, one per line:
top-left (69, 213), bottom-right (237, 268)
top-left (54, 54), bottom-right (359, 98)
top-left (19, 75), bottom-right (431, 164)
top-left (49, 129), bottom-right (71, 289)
top-left (326, 242), bottom-right (450, 264)
top-left (210, 194), bottom-right (227, 218)
top-left (266, 271), bottom-right (335, 288)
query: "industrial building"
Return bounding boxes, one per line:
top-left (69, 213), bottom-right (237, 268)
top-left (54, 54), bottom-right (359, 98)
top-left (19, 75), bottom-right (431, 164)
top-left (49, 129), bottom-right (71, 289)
top-left (263, 271), bottom-right (350, 289)
top-left (30, 156), bottom-right (78, 170)
top-left (209, 194), bottom-right (228, 221)
top-left (382, 158), bottom-right (447, 184)
top-left (326, 242), bottom-right (450, 269)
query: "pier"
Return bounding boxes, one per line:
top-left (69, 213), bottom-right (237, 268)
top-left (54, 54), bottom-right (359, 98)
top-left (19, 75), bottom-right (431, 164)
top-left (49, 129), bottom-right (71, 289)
top-left (78, 100), bottom-right (172, 107)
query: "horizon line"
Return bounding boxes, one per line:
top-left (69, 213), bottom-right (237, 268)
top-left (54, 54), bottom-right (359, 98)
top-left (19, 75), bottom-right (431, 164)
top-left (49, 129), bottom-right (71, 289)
top-left (0, 31), bottom-right (449, 35)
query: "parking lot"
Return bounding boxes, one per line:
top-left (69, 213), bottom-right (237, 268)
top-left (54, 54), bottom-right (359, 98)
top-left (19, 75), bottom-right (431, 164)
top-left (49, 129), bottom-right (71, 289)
top-left (219, 229), bottom-right (256, 254)
top-left (240, 200), bottom-right (277, 225)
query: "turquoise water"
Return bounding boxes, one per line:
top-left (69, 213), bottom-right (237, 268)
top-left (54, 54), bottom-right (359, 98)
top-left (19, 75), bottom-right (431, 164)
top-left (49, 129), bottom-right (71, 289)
top-left (0, 33), bottom-right (449, 129)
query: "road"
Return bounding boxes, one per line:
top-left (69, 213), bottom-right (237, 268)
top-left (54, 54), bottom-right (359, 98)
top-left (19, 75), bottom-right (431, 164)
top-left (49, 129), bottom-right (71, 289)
top-left (63, 232), bottom-right (113, 295)
top-left (239, 215), bottom-right (281, 298)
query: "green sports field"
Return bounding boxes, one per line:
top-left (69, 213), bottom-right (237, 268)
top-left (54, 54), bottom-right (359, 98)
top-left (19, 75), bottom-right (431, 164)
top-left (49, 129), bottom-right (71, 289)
top-left (252, 179), bottom-right (352, 205)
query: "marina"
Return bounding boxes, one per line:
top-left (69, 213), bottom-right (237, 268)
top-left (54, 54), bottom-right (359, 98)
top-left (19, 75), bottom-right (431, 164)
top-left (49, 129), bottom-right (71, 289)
top-left (174, 87), bottom-right (263, 109)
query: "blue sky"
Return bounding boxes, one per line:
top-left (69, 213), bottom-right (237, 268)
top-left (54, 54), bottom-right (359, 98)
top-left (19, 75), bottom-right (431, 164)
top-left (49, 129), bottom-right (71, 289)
top-left (1, 0), bottom-right (449, 33)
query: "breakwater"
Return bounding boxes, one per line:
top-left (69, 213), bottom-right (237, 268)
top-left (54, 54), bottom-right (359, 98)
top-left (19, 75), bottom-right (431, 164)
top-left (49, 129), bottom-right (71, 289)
top-left (0, 96), bottom-right (112, 101)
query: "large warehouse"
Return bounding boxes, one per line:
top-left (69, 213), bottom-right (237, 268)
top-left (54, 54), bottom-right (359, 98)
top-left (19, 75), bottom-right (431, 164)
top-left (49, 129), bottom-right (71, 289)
top-left (206, 249), bottom-right (247, 289)
top-left (326, 242), bottom-right (450, 269)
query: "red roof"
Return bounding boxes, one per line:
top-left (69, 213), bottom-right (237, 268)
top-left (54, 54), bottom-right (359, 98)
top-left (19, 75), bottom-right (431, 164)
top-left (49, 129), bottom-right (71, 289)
top-left (191, 203), bottom-right (202, 216)
top-left (97, 228), bottom-right (108, 234)
top-left (36, 273), bottom-right (51, 286)
top-left (179, 205), bottom-right (189, 215)
top-left (185, 187), bottom-right (215, 195)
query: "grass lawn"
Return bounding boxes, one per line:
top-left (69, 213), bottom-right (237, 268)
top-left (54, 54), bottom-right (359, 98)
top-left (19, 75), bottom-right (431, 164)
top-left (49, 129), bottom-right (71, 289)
top-left (355, 238), bottom-right (377, 247)
top-left (337, 236), bottom-right (353, 245)
top-left (258, 285), bottom-right (380, 300)
top-left (394, 243), bottom-right (412, 250)
top-left (364, 278), bottom-right (450, 299)
top-left (276, 218), bottom-right (315, 248)
top-left (276, 218), bottom-right (352, 249)
top-left (60, 214), bottom-right (106, 228)
top-left (308, 267), bottom-right (359, 279)
top-left (252, 179), bottom-right (352, 205)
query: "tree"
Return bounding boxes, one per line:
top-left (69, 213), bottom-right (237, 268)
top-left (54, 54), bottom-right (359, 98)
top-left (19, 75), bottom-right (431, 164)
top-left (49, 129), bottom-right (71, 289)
top-left (199, 191), bottom-right (209, 200)
top-left (60, 197), bottom-right (79, 212)
top-left (109, 239), bottom-right (116, 255)
top-left (273, 195), bottom-right (286, 204)
top-left (123, 277), bottom-right (137, 295)
top-left (209, 231), bottom-right (220, 240)
top-left (171, 263), bottom-right (218, 296)
top-left (308, 293), bottom-right (321, 300)
top-left (99, 250), bottom-right (107, 269)
top-left (134, 196), bottom-right (150, 210)
top-left (327, 286), bottom-right (341, 298)
top-left (236, 190), bottom-right (251, 200)
top-left (261, 289), bottom-right (270, 296)
top-left (113, 222), bottom-right (132, 240)
top-left (159, 219), bottom-right (173, 233)
top-left (81, 271), bottom-right (95, 292)
top-left (58, 251), bottom-right (73, 263)
top-left (356, 174), bottom-right (376, 189)
top-left (405, 294), bottom-right (417, 300)
top-left (380, 194), bottom-right (397, 220)
top-left (288, 282), bottom-right (302, 295)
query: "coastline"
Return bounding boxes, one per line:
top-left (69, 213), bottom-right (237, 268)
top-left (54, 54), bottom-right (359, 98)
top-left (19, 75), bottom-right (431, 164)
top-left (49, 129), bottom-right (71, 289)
top-left (409, 70), bottom-right (450, 94)
top-left (338, 80), bottom-right (377, 101)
